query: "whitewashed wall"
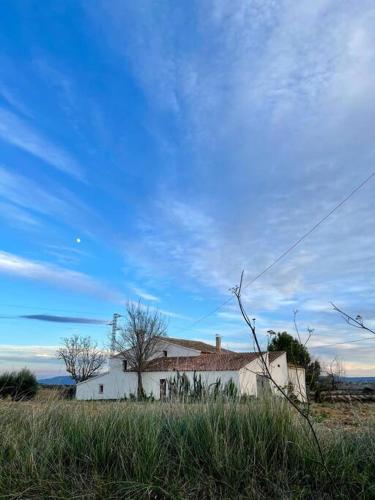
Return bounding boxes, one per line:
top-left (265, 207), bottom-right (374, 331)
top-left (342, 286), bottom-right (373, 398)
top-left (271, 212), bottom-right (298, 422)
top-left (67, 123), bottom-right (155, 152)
top-left (77, 370), bottom-right (240, 400)
top-left (76, 371), bottom-right (137, 400)
top-left (108, 357), bottom-right (124, 371)
top-left (143, 370), bottom-right (239, 399)
top-left (269, 353), bottom-right (289, 395)
top-left (76, 350), bottom-right (300, 401)
top-left (288, 366), bottom-right (307, 402)
top-left (152, 340), bottom-right (201, 359)
top-left (108, 340), bottom-right (201, 372)
top-left (239, 357), bottom-right (265, 396)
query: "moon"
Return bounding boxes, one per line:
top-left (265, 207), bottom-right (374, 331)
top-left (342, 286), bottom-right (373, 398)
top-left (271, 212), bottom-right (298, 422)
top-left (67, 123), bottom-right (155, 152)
top-left (76, 237), bottom-right (81, 244)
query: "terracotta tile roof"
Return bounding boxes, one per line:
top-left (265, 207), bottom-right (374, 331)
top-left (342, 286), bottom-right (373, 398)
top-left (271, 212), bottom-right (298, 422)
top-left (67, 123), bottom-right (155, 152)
top-left (268, 351), bottom-right (285, 363)
top-left (141, 352), bottom-right (263, 372)
top-left (158, 336), bottom-right (233, 354)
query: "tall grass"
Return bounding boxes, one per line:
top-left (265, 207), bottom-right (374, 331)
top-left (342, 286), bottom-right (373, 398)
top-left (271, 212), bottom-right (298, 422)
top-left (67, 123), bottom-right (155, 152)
top-left (0, 398), bottom-right (374, 498)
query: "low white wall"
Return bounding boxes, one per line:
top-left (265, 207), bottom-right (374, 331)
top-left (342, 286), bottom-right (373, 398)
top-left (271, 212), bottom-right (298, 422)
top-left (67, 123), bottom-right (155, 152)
top-left (76, 371), bottom-right (137, 400)
top-left (76, 370), bottom-right (240, 400)
top-left (238, 357), bottom-right (265, 396)
top-left (143, 370), bottom-right (239, 399)
top-left (288, 366), bottom-right (307, 402)
top-left (239, 353), bottom-right (291, 398)
top-left (238, 368), bottom-right (257, 396)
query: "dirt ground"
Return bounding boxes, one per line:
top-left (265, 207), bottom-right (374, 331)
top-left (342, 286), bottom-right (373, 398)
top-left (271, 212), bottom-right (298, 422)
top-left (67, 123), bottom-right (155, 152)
top-left (311, 402), bottom-right (375, 429)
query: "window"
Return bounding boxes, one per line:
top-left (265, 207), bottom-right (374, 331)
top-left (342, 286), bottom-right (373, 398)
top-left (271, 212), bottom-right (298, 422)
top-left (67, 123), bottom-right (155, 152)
top-left (122, 360), bottom-right (128, 371)
top-left (99, 384), bottom-right (104, 394)
top-left (163, 350), bottom-right (168, 357)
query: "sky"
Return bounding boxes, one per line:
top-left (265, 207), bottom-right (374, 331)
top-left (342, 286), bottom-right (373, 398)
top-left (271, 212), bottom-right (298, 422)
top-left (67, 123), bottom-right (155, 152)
top-left (1, 0), bottom-right (375, 378)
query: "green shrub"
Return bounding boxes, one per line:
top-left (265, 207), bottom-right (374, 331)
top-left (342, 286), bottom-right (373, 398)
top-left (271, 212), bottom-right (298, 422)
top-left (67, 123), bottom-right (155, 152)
top-left (0, 372), bottom-right (14, 399)
top-left (0, 369), bottom-right (38, 401)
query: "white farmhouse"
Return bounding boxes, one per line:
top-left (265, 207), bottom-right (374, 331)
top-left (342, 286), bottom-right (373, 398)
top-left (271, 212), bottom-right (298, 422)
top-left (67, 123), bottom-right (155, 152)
top-left (76, 335), bottom-right (306, 401)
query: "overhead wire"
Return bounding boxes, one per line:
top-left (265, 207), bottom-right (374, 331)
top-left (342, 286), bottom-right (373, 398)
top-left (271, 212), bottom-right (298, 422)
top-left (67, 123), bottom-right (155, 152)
top-left (1, 171), bottom-right (375, 344)
top-left (178, 169), bottom-right (375, 335)
top-left (309, 336), bottom-right (375, 349)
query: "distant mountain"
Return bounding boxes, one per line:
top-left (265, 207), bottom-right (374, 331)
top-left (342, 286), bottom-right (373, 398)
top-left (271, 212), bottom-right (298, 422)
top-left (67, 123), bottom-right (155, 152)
top-left (38, 376), bottom-right (75, 386)
top-left (344, 377), bottom-right (375, 383)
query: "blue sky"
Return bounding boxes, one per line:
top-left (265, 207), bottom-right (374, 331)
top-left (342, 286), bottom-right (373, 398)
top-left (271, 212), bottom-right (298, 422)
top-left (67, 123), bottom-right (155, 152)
top-left (1, 0), bottom-right (375, 377)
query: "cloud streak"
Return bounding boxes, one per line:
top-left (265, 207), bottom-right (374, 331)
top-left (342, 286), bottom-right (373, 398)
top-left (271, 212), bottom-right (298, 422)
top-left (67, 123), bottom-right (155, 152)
top-left (20, 314), bottom-right (109, 324)
top-left (0, 165), bottom-right (98, 237)
top-left (133, 287), bottom-right (160, 302)
top-left (0, 108), bottom-right (85, 180)
top-left (0, 250), bottom-right (123, 302)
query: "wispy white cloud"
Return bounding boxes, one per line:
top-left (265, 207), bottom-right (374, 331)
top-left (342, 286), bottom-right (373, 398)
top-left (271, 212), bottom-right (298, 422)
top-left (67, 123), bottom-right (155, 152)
top-left (0, 200), bottom-right (40, 228)
top-left (103, 1), bottom-right (375, 330)
top-left (0, 250), bottom-right (123, 302)
top-left (0, 344), bottom-right (58, 363)
top-left (0, 344), bottom-right (64, 377)
top-left (0, 84), bottom-right (33, 118)
top-left (0, 165), bottom-right (94, 236)
top-left (0, 108), bottom-right (85, 180)
top-left (133, 287), bottom-right (160, 302)
top-left (159, 309), bottom-right (190, 321)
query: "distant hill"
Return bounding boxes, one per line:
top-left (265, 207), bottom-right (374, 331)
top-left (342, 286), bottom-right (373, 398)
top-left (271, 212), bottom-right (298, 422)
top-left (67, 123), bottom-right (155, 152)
top-left (344, 377), bottom-right (375, 383)
top-left (38, 376), bottom-right (75, 386)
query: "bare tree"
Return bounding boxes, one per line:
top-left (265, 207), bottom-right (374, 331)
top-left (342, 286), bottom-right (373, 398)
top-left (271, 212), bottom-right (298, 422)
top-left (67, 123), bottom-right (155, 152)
top-left (57, 335), bottom-right (105, 383)
top-left (323, 356), bottom-right (345, 391)
top-left (114, 301), bottom-right (167, 399)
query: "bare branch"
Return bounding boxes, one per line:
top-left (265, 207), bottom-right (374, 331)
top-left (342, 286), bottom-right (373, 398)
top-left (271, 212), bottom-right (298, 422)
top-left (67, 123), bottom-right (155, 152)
top-left (293, 310), bottom-right (302, 344)
top-left (304, 327), bottom-right (314, 347)
top-left (232, 272), bottom-right (335, 486)
top-left (331, 302), bottom-right (375, 335)
top-left (57, 335), bottom-right (105, 383)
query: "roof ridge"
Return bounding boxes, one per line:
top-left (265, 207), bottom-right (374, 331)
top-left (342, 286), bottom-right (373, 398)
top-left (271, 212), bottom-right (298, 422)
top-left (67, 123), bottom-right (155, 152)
top-left (156, 336), bottom-right (233, 353)
top-left (141, 351), bottom-right (267, 372)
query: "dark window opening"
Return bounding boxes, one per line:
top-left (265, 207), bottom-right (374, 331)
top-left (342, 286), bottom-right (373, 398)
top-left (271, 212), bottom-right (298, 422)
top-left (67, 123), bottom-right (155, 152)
top-left (163, 350), bottom-right (168, 357)
top-left (160, 379), bottom-right (167, 400)
top-left (122, 360), bottom-right (128, 371)
top-left (99, 384), bottom-right (104, 394)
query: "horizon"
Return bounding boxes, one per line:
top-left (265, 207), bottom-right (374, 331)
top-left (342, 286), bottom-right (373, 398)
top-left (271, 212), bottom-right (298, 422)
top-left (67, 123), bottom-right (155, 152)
top-left (1, 1), bottom-right (375, 378)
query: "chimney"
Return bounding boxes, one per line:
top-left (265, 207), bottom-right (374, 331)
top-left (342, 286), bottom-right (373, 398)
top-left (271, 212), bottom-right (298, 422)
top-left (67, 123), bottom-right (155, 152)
top-left (215, 334), bottom-right (222, 353)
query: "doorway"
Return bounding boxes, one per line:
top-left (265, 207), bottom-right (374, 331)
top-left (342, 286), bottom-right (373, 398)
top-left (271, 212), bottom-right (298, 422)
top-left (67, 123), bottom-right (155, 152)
top-left (160, 379), bottom-right (167, 400)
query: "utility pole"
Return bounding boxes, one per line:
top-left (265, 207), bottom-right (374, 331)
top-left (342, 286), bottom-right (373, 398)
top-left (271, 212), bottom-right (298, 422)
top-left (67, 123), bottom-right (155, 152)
top-left (109, 313), bottom-right (121, 354)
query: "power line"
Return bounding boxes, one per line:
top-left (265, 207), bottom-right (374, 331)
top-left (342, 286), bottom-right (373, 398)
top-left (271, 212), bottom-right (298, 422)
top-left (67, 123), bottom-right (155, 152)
top-left (309, 336), bottom-right (375, 349)
top-left (242, 169), bottom-right (375, 291)
top-left (178, 169), bottom-right (375, 335)
top-left (1, 170), bottom-right (374, 336)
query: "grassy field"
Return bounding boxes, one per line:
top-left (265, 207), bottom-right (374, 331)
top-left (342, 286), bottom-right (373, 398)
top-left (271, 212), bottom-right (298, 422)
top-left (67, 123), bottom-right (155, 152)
top-left (0, 398), bottom-right (374, 499)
